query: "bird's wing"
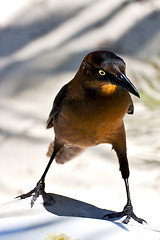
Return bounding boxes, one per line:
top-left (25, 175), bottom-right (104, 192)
top-left (46, 83), bottom-right (68, 129)
top-left (127, 94), bottom-right (134, 115)
top-left (127, 103), bottom-right (134, 114)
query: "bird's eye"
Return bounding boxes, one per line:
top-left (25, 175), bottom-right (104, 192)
top-left (99, 70), bottom-right (106, 76)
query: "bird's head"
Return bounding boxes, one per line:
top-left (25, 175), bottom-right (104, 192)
top-left (79, 51), bottom-right (140, 98)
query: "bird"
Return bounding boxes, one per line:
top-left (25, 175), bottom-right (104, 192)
top-left (17, 50), bottom-right (146, 224)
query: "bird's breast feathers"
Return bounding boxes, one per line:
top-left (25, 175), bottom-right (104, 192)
top-left (54, 87), bottom-right (131, 147)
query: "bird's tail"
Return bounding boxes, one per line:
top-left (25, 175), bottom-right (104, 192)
top-left (47, 141), bottom-right (84, 164)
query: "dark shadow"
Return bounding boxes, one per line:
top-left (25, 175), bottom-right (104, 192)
top-left (42, 192), bottom-right (128, 231)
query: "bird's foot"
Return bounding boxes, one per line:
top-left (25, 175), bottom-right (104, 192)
top-left (16, 179), bottom-right (47, 207)
top-left (103, 202), bottom-right (147, 224)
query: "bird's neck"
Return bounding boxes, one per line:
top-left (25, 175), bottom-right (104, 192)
top-left (81, 81), bottom-right (117, 98)
top-left (100, 84), bottom-right (117, 96)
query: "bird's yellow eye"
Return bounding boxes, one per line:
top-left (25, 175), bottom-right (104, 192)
top-left (99, 70), bottom-right (106, 76)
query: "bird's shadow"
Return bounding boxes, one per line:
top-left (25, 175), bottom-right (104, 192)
top-left (42, 192), bottom-right (128, 230)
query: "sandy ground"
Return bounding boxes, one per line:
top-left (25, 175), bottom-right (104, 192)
top-left (0, 0), bottom-right (160, 231)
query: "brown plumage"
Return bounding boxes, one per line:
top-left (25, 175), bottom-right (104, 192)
top-left (17, 51), bottom-right (145, 224)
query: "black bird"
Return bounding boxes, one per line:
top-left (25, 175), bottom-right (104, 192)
top-left (17, 51), bottom-right (146, 224)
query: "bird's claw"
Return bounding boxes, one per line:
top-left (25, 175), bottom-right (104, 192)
top-left (30, 180), bottom-right (45, 207)
top-left (103, 203), bottom-right (147, 224)
top-left (16, 179), bottom-right (45, 207)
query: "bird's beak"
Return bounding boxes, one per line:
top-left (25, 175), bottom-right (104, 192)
top-left (111, 72), bottom-right (140, 98)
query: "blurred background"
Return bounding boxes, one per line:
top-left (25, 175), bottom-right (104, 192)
top-left (0, 0), bottom-right (160, 226)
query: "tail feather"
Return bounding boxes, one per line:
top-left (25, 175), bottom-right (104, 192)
top-left (47, 141), bottom-right (84, 164)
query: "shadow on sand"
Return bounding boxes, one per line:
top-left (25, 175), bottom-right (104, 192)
top-left (42, 192), bottom-right (128, 231)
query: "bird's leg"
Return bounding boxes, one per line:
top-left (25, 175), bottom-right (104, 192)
top-left (16, 148), bottom-right (57, 207)
top-left (120, 178), bottom-right (146, 224)
top-left (103, 178), bottom-right (146, 224)
top-left (103, 138), bottom-right (146, 224)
